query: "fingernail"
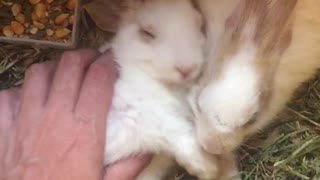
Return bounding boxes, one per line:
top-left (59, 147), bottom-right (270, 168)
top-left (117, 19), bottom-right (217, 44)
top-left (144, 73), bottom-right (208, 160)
top-left (100, 49), bottom-right (114, 63)
top-left (98, 49), bottom-right (120, 78)
top-left (103, 48), bottom-right (113, 56)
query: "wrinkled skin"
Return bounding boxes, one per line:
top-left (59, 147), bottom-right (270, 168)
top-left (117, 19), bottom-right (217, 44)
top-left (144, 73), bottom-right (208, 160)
top-left (0, 49), bottom-right (151, 180)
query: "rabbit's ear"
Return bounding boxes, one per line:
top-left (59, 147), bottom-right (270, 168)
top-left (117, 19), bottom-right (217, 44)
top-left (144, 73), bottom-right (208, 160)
top-left (224, 0), bottom-right (297, 54)
top-left (224, 0), bottom-right (245, 32)
top-left (83, 0), bottom-right (131, 33)
top-left (254, 0), bottom-right (297, 50)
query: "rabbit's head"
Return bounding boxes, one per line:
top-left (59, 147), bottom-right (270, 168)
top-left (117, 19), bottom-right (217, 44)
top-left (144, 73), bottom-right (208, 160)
top-left (191, 0), bottom-right (297, 154)
top-left (112, 0), bottom-right (205, 84)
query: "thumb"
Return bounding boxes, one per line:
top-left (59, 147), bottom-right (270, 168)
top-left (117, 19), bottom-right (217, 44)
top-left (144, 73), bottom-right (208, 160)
top-left (104, 155), bottom-right (152, 180)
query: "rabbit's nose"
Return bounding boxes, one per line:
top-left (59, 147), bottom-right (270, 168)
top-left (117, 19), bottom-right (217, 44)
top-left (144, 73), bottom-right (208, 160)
top-left (175, 64), bottom-right (196, 79)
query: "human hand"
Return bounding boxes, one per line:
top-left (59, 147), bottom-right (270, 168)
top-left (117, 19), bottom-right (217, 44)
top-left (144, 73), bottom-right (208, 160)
top-left (0, 49), bottom-right (151, 180)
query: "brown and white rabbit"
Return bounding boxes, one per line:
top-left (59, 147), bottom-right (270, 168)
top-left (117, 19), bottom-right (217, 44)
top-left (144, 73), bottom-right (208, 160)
top-left (191, 0), bottom-right (320, 157)
top-left (99, 0), bottom-right (220, 179)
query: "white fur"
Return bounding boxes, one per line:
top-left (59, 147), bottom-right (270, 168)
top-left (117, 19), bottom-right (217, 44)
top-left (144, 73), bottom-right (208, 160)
top-left (194, 0), bottom-right (320, 157)
top-left (101, 0), bottom-right (218, 179)
top-left (111, 0), bottom-right (205, 84)
top-left (198, 45), bottom-right (259, 132)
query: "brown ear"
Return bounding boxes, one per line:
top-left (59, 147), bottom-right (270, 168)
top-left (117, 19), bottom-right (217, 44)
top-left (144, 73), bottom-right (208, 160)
top-left (225, 0), bottom-right (297, 54)
top-left (225, 0), bottom-right (297, 34)
top-left (225, 0), bottom-right (246, 31)
top-left (83, 0), bottom-right (130, 32)
top-left (254, 0), bottom-right (297, 44)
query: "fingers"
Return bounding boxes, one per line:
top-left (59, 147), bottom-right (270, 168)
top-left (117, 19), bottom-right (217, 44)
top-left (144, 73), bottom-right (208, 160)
top-left (74, 50), bottom-right (117, 146)
top-left (46, 49), bottom-right (100, 112)
top-left (2, 49), bottom-right (123, 180)
top-left (0, 88), bottom-right (21, 130)
top-left (18, 60), bottom-right (57, 120)
top-left (104, 155), bottom-right (152, 180)
top-left (15, 60), bottom-right (57, 143)
top-left (0, 88), bottom-right (21, 175)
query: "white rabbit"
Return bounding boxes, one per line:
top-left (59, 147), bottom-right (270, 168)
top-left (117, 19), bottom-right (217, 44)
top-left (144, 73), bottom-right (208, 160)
top-left (191, 0), bottom-right (320, 158)
top-left (99, 0), bottom-right (220, 179)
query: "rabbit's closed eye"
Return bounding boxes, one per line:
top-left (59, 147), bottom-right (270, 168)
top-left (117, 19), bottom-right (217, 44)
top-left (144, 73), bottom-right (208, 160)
top-left (139, 25), bottom-right (156, 42)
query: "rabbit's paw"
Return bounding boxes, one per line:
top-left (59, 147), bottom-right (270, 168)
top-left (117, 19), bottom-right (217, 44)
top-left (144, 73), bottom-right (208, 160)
top-left (181, 156), bottom-right (219, 180)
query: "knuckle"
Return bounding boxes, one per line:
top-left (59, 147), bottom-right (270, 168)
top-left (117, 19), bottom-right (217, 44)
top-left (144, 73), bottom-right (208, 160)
top-left (75, 111), bottom-right (92, 123)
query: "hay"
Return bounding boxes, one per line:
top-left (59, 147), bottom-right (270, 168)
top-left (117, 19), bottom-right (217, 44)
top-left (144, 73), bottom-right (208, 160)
top-left (0, 8), bottom-right (319, 180)
top-left (0, 44), bottom-right (61, 89)
top-left (239, 77), bottom-right (320, 180)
